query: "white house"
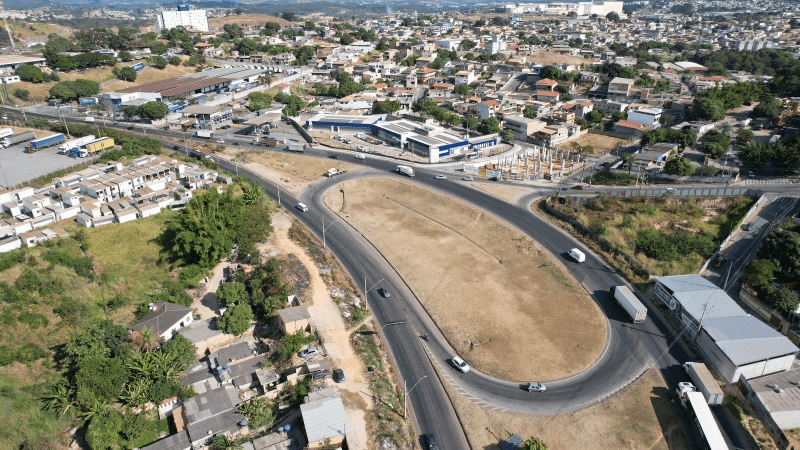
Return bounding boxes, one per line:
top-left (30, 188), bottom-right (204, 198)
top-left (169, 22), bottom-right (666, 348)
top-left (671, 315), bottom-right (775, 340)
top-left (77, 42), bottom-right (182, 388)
top-left (128, 301), bottom-right (194, 342)
top-left (454, 71), bottom-right (475, 86)
top-left (626, 107), bottom-right (662, 127)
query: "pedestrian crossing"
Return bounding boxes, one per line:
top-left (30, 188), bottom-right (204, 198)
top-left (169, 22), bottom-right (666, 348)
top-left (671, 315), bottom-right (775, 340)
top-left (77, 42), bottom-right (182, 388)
top-left (739, 178), bottom-right (795, 185)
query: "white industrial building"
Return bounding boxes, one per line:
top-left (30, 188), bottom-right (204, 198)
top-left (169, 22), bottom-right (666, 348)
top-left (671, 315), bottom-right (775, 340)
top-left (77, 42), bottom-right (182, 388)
top-left (157, 5), bottom-right (209, 33)
top-left (654, 275), bottom-right (797, 383)
top-left (503, 1), bottom-right (623, 16)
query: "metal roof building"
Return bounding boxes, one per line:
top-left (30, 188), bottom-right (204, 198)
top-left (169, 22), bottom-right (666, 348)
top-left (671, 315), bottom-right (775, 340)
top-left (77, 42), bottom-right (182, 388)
top-left (300, 388), bottom-right (351, 447)
top-left (656, 275), bottom-right (798, 383)
top-left (740, 367), bottom-right (800, 439)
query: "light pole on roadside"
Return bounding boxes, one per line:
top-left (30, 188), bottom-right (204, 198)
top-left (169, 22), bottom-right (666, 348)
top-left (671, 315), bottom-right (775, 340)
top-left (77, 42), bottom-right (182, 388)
top-left (363, 277), bottom-right (384, 311)
top-left (322, 217), bottom-right (340, 249)
top-left (405, 375), bottom-right (427, 419)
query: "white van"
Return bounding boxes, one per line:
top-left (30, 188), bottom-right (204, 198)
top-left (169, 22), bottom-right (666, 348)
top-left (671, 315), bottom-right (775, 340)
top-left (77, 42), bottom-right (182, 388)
top-left (296, 203), bottom-right (309, 212)
top-left (569, 248), bottom-right (585, 263)
top-left (84, 116), bottom-right (95, 122)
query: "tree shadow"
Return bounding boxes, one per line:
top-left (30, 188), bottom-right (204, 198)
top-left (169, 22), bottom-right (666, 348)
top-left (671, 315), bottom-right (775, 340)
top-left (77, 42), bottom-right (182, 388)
top-left (650, 385), bottom-right (692, 450)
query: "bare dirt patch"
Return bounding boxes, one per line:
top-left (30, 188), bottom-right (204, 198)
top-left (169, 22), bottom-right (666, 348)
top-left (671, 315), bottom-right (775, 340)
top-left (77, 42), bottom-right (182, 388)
top-left (103, 62), bottom-right (198, 93)
top-left (570, 133), bottom-right (632, 157)
top-left (467, 182), bottom-right (531, 203)
top-left (442, 367), bottom-right (691, 450)
top-left (215, 148), bottom-right (361, 196)
top-left (323, 178), bottom-right (606, 381)
top-left (529, 51), bottom-right (589, 67)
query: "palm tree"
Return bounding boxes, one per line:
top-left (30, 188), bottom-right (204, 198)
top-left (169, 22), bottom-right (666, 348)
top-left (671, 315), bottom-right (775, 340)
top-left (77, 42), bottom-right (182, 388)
top-left (623, 153), bottom-right (636, 179)
top-left (242, 183), bottom-right (265, 206)
top-left (213, 435), bottom-right (243, 450)
top-left (133, 326), bottom-right (159, 352)
top-left (42, 381), bottom-right (75, 417)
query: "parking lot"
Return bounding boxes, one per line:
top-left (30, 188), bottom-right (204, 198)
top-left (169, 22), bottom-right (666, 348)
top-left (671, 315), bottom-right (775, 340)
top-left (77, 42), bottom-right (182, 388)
top-left (0, 142), bottom-right (92, 189)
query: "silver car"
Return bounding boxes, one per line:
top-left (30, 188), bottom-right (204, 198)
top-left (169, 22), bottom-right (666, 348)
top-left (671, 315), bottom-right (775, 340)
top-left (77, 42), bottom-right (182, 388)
top-left (526, 382), bottom-right (546, 392)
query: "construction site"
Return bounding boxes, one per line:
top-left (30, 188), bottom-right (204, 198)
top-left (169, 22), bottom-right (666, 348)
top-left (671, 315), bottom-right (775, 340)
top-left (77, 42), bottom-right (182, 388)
top-left (480, 145), bottom-right (590, 181)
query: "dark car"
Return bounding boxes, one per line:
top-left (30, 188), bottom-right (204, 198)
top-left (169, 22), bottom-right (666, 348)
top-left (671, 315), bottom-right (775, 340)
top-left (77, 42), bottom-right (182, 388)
top-left (329, 154), bottom-right (339, 159)
top-left (333, 368), bottom-right (345, 383)
top-left (378, 288), bottom-right (390, 298)
top-left (424, 434), bottom-right (439, 450)
top-left (173, 145), bottom-right (180, 150)
top-left (233, 141), bottom-right (240, 146)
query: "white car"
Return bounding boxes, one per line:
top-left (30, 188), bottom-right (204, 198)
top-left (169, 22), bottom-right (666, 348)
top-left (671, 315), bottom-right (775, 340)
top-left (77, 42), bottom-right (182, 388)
top-left (526, 382), bottom-right (546, 392)
top-left (355, 154), bottom-right (366, 160)
top-left (357, 145), bottom-right (367, 151)
top-left (296, 203), bottom-right (309, 212)
top-left (435, 175), bottom-right (447, 180)
top-left (216, 139), bottom-right (225, 144)
top-left (462, 176), bottom-right (473, 181)
top-left (451, 356), bottom-right (470, 373)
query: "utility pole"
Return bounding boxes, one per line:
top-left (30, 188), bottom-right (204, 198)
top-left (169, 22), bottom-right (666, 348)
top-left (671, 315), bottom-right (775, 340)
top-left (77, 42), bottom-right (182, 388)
top-left (692, 303), bottom-right (708, 345)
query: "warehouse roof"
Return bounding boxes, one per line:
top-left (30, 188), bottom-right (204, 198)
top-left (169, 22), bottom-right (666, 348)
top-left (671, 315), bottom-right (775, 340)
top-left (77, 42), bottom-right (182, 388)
top-left (702, 316), bottom-right (798, 366)
top-left (300, 388), bottom-right (351, 443)
top-left (742, 367), bottom-right (800, 413)
top-left (657, 275), bottom-right (747, 321)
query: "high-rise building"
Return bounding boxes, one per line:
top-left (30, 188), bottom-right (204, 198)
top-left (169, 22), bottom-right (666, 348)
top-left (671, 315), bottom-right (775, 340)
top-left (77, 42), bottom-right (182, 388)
top-left (157, 4), bottom-right (209, 33)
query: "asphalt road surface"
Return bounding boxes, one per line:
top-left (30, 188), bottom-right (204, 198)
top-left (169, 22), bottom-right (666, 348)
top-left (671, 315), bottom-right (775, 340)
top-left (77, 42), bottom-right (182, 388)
top-left (8, 107), bottom-right (798, 449)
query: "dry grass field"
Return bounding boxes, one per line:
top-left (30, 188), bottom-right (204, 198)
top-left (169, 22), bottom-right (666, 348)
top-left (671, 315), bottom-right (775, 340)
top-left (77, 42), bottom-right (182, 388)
top-left (216, 147), bottom-right (361, 196)
top-left (443, 367), bottom-right (692, 450)
top-left (569, 133), bottom-right (631, 157)
top-left (208, 14), bottom-right (289, 30)
top-left (323, 178), bottom-right (607, 381)
top-left (102, 61), bottom-right (198, 92)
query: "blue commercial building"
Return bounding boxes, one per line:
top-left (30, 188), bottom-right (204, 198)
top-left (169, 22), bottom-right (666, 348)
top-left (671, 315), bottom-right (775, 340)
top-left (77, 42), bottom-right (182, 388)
top-left (307, 114), bottom-right (498, 163)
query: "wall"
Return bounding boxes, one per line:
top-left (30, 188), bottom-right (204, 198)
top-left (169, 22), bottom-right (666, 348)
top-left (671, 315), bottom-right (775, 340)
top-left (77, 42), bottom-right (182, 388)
top-left (738, 287), bottom-right (791, 333)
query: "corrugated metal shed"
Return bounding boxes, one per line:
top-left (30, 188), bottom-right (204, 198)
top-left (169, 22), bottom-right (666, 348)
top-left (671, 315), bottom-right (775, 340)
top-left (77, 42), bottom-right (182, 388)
top-left (300, 388), bottom-right (351, 443)
top-left (702, 316), bottom-right (798, 366)
top-left (657, 275), bottom-right (747, 320)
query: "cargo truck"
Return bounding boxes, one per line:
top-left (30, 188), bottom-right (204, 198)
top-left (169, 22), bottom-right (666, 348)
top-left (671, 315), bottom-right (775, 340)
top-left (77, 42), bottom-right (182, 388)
top-left (75, 137), bottom-right (114, 157)
top-left (2, 131), bottom-right (36, 148)
top-left (396, 165), bottom-right (415, 177)
top-left (610, 285), bottom-right (647, 323)
top-left (0, 128), bottom-right (12, 139)
top-left (325, 168), bottom-right (348, 177)
top-left (26, 133), bottom-right (65, 153)
top-left (683, 362), bottom-right (724, 405)
top-left (675, 383), bottom-right (728, 450)
top-left (196, 130), bottom-right (213, 139)
top-left (58, 135), bottom-right (96, 154)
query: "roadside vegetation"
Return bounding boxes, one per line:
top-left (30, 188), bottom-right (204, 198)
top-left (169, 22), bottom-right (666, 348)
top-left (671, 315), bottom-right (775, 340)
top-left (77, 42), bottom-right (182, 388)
top-left (742, 222), bottom-right (800, 318)
top-left (543, 195), bottom-right (755, 280)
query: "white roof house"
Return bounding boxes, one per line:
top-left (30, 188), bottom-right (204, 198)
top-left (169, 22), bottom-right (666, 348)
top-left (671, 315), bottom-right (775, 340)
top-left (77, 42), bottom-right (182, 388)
top-left (300, 388), bottom-right (351, 446)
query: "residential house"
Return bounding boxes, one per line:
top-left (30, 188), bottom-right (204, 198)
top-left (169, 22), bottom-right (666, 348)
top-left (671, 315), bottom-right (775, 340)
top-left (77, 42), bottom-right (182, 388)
top-left (277, 305), bottom-right (311, 334)
top-left (535, 90), bottom-right (560, 103)
top-left (128, 301), bottom-right (194, 342)
top-left (454, 71), bottom-right (475, 85)
top-left (614, 120), bottom-right (652, 137)
top-left (183, 386), bottom-right (244, 448)
top-left (477, 100), bottom-right (500, 120)
top-left (300, 388), bottom-right (352, 448)
top-left (535, 78), bottom-right (558, 91)
top-left (607, 77), bottom-right (635, 103)
top-left (626, 107), bottom-right (662, 127)
top-left (502, 115), bottom-right (546, 140)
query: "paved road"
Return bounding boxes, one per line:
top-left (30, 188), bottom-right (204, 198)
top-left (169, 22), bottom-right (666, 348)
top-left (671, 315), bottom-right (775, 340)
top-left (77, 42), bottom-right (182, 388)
top-left (8, 106), bottom-right (798, 449)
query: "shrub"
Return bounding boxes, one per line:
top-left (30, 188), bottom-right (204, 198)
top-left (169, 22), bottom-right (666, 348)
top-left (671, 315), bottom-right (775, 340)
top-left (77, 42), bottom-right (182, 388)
top-left (17, 311), bottom-right (49, 329)
top-left (636, 229), bottom-right (715, 261)
top-left (42, 246), bottom-right (94, 280)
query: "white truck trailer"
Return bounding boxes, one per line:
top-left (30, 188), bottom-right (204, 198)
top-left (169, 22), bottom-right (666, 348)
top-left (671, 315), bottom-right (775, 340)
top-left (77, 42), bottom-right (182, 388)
top-left (195, 130), bottom-right (213, 139)
top-left (396, 165), bottom-right (415, 177)
top-left (58, 135), bottom-right (96, 154)
top-left (0, 128), bottom-right (13, 139)
top-left (675, 383), bottom-right (728, 450)
top-left (610, 285), bottom-right (647, 323)
top-left (683, 362), bottom-right (724, 405)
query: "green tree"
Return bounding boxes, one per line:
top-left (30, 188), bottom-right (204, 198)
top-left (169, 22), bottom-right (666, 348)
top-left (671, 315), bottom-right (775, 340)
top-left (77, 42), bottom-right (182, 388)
top-left (137, 101), bottom-right (168, 120)
top-left (118, 51), bottom-right (132, 62)
top-left (474, 19), bottom-right (486, 27)
top-left (121, 409), bottom-right (147, 441)
top-left (753, 96), bottom-right (780, 119)
top-left (462, 116), bottom-right (478, 130)
top-left (117, 66), bottom-right (137, 82)
top-left (694, 98), bottom-right (725, 121)
top-left (460, 39), bottom-right (477, 50)
top-left (241, 182), bottom-right (265, 206)
top-left (217, 303), bottom-right (254, 335)
top-left (85, 410), bottom-right (123, 450)
top-left (539, 65), bottom-right (561, 81)
top-left (703, 142), bottom-right (726, 159)
top-left (57, 57), bottom-right (76, 72)
top-left (745, 259), bottom-right (776, 289)
top-left (523, 107), bottom-right (537, 119)
top-left (611, 111), bottom-right (625, 121)
top-left (152, 55), bottom-right (168, 69)
top-left (477, 117), bottom-right (501, 134)
top-left (371, 100), bottom-right (402, 114)
top-left (586, 110), bottom-right (604, 122)
top-left (766, 287), bottom-right (800, 318)
top-left (213, 435), bottom-right (243, 450)
top-left (75, 355), bottom-right (128, 403)
top-left (217, 282), bottom-right (248, 307)
top-left (15, 65), bottom-right (44, 83)
top-left (501, 128), bottom-right (515, 142)
top-left (239, 397), bottom-right (274, 429)
top-left (160, 335), bottom-right (196, 371)
top-left (664, 157), bottom-right (695, 176)
top-left (453, 84), bottom-right (470, 95)
top-left (168, 56), bottom-right (182, 66)
top-left (278, 330), bottom-right (311, 360)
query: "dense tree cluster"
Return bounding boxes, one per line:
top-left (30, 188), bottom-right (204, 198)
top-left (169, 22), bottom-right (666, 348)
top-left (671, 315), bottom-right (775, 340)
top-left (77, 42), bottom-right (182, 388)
top-left (314, 72), bottom-right (364, 98)
top-left (48, 78), bottom-right (100, 103)
top-left (372, 100), bottom-right (402, 114)
top-left (744, 227), bottom-right (800, 317)
top-left (663, 157), bottom-right (696, 176)
top-left (739, 135), bottom-right (800, 172)
top-left (274, 92), bottom-right (306, 117)
top-left (411, 99), bottom-right (461, 126)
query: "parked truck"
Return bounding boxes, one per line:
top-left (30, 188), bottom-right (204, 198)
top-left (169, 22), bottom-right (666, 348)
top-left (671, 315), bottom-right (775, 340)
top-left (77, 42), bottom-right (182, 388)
top-left (26, 133), bottom-right (65, 153)
top-left (675, 383), bottom-right (728, 450)
top-left (396, 165), bottom-right (415, 177)
top-left (325, 168), bottom-right (348, 177)
top-left (610, 285), bottom-right (647, 323)
top-left (58, 135), bottom-right (96, 155)
top-left (195, 130), bottom-right (213, 139)
top-left (252, 137), bottom-right (279, 147)
top-left (0, 128), bottom-right (13, 139)
top-left (2, 131), bottom-right (36, 148)
top-left (74, 137), bottom-right (114, 157)
top-left (683, 362), bottom-right (724, 405)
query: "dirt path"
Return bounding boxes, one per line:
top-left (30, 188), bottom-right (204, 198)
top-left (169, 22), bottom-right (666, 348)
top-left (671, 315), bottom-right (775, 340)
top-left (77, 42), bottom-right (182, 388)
top-left (270, 211), bottom-right (372, 450)
top-left (190, 261), bottom-right (231, 320)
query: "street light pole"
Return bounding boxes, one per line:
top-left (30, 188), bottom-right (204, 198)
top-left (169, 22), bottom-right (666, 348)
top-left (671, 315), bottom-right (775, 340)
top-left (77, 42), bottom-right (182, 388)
top-left (405, 375), bottom-right (427, 419)
top-left (363, 276), bottom-right (384, 311)
top-left (322, 217), bottom-right (340, 248)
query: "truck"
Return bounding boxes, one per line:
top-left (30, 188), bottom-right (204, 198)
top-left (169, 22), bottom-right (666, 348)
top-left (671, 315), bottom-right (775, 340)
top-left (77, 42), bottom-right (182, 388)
top-left (79, 97), bottom-right (98, 106)
top-left (195, 130), bottom-right (213, 139)
top-left (325, 168), bottom-right (348, 177)
top-left (396, 165), bottom-right (415, 177)
top-left (683, 362), bottom-right (724, 405)
top-left (2, 131), bottom-right (36, 148)
top-left (58, 135), bottom-right (96, 154)
top-left (568, 248), bottom-right (585, 263)
top-left (0, 128), bottom-right (12, 139)
top-left (77, 137), bottom-right (115, 157)
top-left (675, 383), bottom-right (728, 450)
top-left (610, 285), bottom-right (648, 323)
top-left (26, 133), bottom-right (65, 153)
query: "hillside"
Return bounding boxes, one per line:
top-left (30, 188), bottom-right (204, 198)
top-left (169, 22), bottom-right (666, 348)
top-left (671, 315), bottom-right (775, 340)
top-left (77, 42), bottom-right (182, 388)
top-left (208, 14), bottom-right (290, 31)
